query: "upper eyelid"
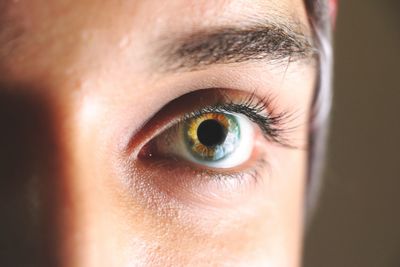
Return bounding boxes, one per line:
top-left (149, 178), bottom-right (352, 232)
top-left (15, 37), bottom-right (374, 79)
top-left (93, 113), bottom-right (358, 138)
top-left (126, 89), bottom-right (299, 160)
top-left (125, 89), bottom-right (243, 158)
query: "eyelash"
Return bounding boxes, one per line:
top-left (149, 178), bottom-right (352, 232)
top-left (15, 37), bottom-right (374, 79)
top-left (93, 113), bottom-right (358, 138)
top-left (180, 92), bottom-right (294, 148)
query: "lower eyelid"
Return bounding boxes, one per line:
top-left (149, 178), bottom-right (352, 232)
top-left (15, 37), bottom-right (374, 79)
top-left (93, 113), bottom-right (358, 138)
top-left (130, 156), bottom-right (269, 208)
top-left (132, 130), bottom-right (271, 202)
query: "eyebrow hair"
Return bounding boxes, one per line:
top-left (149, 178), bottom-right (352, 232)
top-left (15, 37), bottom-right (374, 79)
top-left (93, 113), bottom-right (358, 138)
top-left (159, 21), bottom-right (317, 72)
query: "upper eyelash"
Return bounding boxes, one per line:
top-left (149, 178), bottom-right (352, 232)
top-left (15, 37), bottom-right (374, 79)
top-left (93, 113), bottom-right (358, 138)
top-left (181, 92), bottom-right (298, 148)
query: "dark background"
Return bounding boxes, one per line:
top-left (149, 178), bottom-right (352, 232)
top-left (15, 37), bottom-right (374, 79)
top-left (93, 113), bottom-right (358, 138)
top-left (304, 1), bottom-right (400, 266)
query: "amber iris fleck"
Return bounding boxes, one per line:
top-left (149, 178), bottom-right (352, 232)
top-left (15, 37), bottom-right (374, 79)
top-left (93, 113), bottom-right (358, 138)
top-left (183, 113), bottom-right (240, 161)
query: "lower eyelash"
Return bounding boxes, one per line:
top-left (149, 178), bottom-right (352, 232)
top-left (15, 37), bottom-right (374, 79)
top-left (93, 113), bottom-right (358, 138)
top-left (137, 152), bottom-right (269, 195)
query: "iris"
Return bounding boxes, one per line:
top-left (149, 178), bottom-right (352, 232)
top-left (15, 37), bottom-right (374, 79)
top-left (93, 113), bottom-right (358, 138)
top-left (184, 113), bottom-right (240, 161)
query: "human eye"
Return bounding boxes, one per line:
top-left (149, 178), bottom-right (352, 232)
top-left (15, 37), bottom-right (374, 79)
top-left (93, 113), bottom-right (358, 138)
top-left (126, 89), bottom-right (299, 202)
top-left (149, 111), bottom-right (254, 169)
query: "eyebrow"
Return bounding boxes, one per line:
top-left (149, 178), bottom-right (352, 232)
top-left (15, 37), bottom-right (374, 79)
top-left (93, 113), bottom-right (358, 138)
top-left (158, 20), bottom-right (317, 72)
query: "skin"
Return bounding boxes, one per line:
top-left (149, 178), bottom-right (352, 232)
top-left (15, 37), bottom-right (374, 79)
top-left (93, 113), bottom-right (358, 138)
top-left (0, 0), bottom-right (316, 266)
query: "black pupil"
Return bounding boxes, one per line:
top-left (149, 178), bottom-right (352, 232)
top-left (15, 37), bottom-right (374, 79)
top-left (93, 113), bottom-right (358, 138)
top-left (197, 119), bottom-right (227, 147)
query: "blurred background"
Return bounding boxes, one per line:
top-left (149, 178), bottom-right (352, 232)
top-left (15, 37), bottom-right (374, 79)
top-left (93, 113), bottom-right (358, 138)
top-left (304, 1), bottom-right (400, 266)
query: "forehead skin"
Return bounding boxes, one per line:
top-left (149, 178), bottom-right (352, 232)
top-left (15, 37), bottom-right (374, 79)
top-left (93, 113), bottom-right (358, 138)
top-left (0, 1), bottom-right (314, 267)
top-left (0, 0), bottom-right (310, 82)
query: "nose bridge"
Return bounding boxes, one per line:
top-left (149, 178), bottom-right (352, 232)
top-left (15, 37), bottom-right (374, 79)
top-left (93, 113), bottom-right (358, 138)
top-left (0, 85), bottom-right (71, 267)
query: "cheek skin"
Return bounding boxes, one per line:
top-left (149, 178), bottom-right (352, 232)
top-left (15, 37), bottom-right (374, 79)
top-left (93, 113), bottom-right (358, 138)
top-left (68, 87), bottom-right (308, 267)
top-left (69, 97), bottom-right (307, 267)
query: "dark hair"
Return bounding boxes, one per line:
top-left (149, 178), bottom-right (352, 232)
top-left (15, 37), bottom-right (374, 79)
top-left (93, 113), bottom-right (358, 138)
top-left (305, 0), bottom-right (333, 223)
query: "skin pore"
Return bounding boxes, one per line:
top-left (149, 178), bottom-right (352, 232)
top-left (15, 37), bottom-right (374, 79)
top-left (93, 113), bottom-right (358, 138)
top-left (0, 0), bottom-right (317, 266)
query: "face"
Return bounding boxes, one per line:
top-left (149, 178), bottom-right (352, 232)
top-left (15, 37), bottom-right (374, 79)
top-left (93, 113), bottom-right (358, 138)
top-left (0, 0), bottom-right (317, 266)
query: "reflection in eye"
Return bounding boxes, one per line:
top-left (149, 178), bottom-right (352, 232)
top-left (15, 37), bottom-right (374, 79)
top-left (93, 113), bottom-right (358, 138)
top-left (137, 90), bottom-right (296, 173)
